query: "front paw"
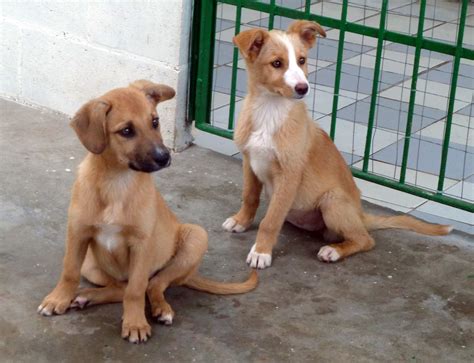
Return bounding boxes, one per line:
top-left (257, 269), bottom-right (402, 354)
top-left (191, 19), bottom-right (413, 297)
top-left (222, 217), bottom-right (248, 233)
top-left (38, 288), bottom-right (75, 316)
top-left (122, 316), bottom-right (152, 344)
top-left (246, 244), bottom-right (272, 269)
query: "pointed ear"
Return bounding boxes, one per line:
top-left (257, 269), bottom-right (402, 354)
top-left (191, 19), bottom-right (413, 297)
top-left (233, 29), bottom-right (269, 61)
top-left (70, 99), bottom-right (111, 154)
top-left (129, 80), bottom-right (176, 106)
top-left (287, 20), bottom-right (326, 48)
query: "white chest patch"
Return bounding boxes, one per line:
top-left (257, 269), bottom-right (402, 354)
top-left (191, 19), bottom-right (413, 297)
top-left (245, 93), bottom-right (294, 195)
top-left (96, 224), bottom-right (123, 251)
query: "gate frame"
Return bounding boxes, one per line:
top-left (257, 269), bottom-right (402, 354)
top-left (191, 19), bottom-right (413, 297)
top-left (190, 0), bottom-right (474, 213)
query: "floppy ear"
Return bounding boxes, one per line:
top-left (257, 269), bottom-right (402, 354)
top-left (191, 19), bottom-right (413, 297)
top-left (129, 80), bottom-right (176, 106)
top-left (287, 20), bottom-right (326, 48)
top-left (70, 99), bottom-right (111, 154)
top-left (233, 29), bottom-right (269, 61)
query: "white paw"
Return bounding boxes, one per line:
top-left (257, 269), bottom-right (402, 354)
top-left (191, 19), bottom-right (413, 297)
top-left (70, 296), bottom-right (89, 309)
top-left (157, 313), bottom-right (173, 326)
top-left (246, 244), bottom-right (272, 269)
top-left (37, 305), bottom-right (52, 316)
top-left (222, 217), bottom-right (247, 233)
top-left (317, 246), bottom-right (341, 262)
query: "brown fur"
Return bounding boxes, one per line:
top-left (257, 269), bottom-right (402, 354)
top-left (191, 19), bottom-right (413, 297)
top-left (38, 81), bottom-right (257, 343)
top-left (227, 21), bottom-right (451, 267)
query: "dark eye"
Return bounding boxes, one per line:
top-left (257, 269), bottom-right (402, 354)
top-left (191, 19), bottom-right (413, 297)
top-left (152, 117), bottom-right (159, 129)
top-left (298, 57), bottom-right (306, 65)
top-left (119, 126), bottom-right (135, 138)
top-left (271, 60), bottom-right (282, 68)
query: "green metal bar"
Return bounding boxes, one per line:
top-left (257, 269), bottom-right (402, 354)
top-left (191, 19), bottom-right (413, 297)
top-left (329, 0), bottom-right (348, 141)
top-left (195, 0), bottom-right (217, 128)
top-left (352, 169), bottom-right (474, 213)
top-left (399, 0), bottom-right (426, 184)
top-left (362, 0), bottom-right (388, 172)
top-left (304, 0), bottom-right (311, 17)
top-left (268, 0), bottom-right (275, 30)
top-left (196, 121), bottom-right (234, 139)
top-left (437, 0), bottom-right (469, 192)
top-left (227, 2), bottom-right (242, 130)
top-left (218, 0), bottom-right (474, 60)
top-left (188, 0), bottom-right (202, 122)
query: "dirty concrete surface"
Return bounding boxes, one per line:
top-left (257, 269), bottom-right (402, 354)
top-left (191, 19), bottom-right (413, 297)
top-left (0, 98), bottom-right (473, 362)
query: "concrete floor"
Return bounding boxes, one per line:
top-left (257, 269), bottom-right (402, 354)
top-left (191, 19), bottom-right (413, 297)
top-left (1, 98), bottom-right (473, 362)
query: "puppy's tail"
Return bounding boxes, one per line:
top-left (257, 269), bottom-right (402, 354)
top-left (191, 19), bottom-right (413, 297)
top-left (184, 270), bottom-right (258, 295)
top-left (363, 213), bottom-right (452, 236)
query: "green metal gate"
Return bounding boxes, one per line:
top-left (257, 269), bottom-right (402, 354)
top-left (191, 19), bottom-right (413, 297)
top-left (190, 0), bottom-right (474, 213)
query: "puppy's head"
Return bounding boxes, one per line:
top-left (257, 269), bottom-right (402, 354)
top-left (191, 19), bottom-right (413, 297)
top-left (233, 20), bottom-right (326, 99)
top-left (70, 80), bottom-right (175, 173)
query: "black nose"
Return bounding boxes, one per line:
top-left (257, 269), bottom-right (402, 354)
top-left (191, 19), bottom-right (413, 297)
top-left (151, 148), bottom-right (170, 167)
top-left (295, 83), bottom-right (308, 96)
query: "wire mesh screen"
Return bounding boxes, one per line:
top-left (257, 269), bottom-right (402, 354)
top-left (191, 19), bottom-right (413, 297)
top-left (194, 0), bottom-right (473, 212)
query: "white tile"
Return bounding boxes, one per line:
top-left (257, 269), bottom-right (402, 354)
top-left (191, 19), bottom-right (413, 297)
top-left (363, 13), bottom-right (441, 35)
top-left (212, 92), bottom-right (231, 110)
top-left (325, 29), bottom-right (379, 47)
top-left (317, 116), bottom-right (402, 156)
top-left (216, 25), bottom-right (253, 44)
top-left (425, 21), bottom-right (474, 48)
top-left (237, 59), bottom-right (246, 70)
top-left (355, 178), bottom-right (427, 209)
top-left (211, 99), bottom-right (244, 130)
top-left (307, 58), bottom-right (333, 73)
top-left (192, 127), bottom-right (239, 156)
top-left (362, 196), bottom-right (412, 213)
top-left (305, 84), bottom-right (367, 116)
top-left (444, 180), bottom-right (474, 202)
top-left (359, 49), bottom-right (447, 69)
top-left (345, 53), bottom-right (423, 75)
top-left (310, 2), bottom-right (379, 23)
top-left (305, 87), bottom-right (358, 115)
top-left (416, 200), bottom-right (474, 225)
top-left (452, 113), bottom-right (473, 128)
top-left (217, 3), bottom-right (273, 24)
top-left (416, 80), bottom-right (473, 104)
top-left (353, 160), bottom-right (458, 192)
top-left (316, 84), bottom-right (368, 101)
top-left (379, 79), bottom-right (471, 112)
top-left (241, 8), bottom-right (267, 24)
top-left (331, 0), bottom-right (415, 10)
top-left (417, 119), bottom-right (474, 148)
top-left (216, 4), bottom-right (236, 21)
top-left (310, 111), bottom-right (327, 120)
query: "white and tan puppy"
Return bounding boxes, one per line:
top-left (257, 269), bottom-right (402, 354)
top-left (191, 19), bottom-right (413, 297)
top-left (38, 80), bottom-right (257, 343)
top-left (223, 21), bottom-right (451, 269)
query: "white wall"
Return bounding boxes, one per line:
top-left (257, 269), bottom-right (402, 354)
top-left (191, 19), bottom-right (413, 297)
top-left (0, 0), bottom-right (193, 150)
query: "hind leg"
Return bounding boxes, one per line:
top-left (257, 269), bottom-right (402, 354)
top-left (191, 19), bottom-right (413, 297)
top-left (71, 248), bottom-right (126, 308)
top-left (318, 190), bottom-right (375, 262)
top-left (146, 224), bottom-right (208, 325)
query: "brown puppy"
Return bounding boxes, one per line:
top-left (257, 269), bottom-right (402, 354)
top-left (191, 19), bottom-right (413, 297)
top-left (223, 21), bottom-right (451, 269)
top-left (38, 80), bottom-right (257, 343)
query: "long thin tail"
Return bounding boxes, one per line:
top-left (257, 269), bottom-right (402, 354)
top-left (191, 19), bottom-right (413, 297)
top-left (184, 270), bottom-right (258, 295)
top-left (363, 213), bottom-right (452, 236)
